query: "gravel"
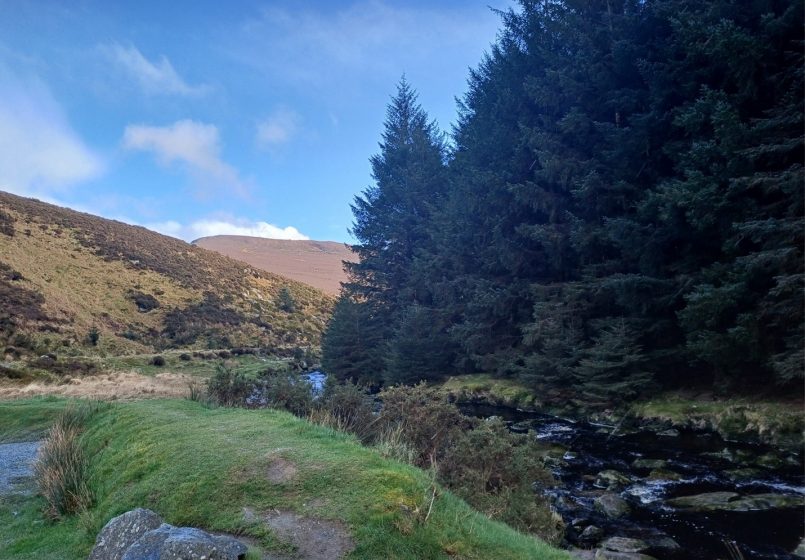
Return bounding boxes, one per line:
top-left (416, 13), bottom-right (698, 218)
top-left (0, 441), bottom-right (40, 495)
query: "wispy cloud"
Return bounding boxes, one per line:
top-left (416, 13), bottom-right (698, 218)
top-left (103, 43), bottom-right (208, 96)
top-left (230, 2), bottom-right (504, 91)
top-left (0, 67), bottom-right (104, 197)
top-left (145, 217), bottom-right (308, 241)
top-left (256, 107), bottom-right (300, 148)
top-left (122, 119), bottom-right (249, 197)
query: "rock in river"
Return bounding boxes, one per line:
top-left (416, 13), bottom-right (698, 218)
top-left (595, 469), bottom-right (631, 490)
top-left (594, 493), bottom-right (631, 518)
top-left (666, 491), bottom-right (804, 512)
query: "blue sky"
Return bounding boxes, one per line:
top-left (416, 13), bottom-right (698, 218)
top-left (0, 0), bottom-right (511, 242)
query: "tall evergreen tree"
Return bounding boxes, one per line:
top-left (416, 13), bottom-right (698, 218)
top-left (323, 78), bottom-right (450, 384)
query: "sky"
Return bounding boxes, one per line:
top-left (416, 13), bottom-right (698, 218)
top-left (0, 0), bottom-right (512, 243)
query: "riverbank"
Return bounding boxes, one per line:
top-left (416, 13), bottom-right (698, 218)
top-left (438, 375), bottom-right (804, 449)
top-left (0, 397), bottom-right (570, 560)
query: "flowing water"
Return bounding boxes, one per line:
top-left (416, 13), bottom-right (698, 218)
top-left (460, 404), bottom-right (804, 560)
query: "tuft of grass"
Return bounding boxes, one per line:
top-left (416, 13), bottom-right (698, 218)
top-left (34, 405), bottom-right (99, 519)
top-left (438, 374), bottom-right (539, 410)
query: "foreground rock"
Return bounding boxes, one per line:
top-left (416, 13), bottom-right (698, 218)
top-left (594, 493), bottom-right (631, 518)
top-left (89, 508), bottom-right (247, 560)
top-left (666, 491), bottom-right (804, 512)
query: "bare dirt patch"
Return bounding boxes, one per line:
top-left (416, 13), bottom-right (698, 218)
top-left (266, 457), bottom-right (298, 484)
top-left (263, 510), bottom-right (354, 560)
top-left (0, 371), bottom-right (195, 401)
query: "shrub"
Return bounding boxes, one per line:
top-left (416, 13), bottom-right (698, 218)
top-left (86, 327), bottom-right (100, 347)
top-left (150, 355), bottom-right (166, 367)
top-left (316, 379), bottom-right (376, 441)
top-left (207, 364), bottom-right (251, 406)
top-left (372, 383), bottom-right (472, 468)
top-left (34, 407), bottom-right (94, 519)
top-left (129, 291), bottom-right (160, 312)
top-left (277, 286), bottom-right (296, 313)
top-left (250, 370), bottom-right (313, 416)
top-left (179, 353), bottom-right (192, 361)
top-left (439, 418), bottom-right (563, 543)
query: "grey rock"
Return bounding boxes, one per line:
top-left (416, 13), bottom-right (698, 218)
top-left (647, 468), bottom-right (683, 481)
top-left (666, 491), bottom-right (803, 512)
top-left (656, 429), bottom-right (679, 437)
top-left (723, 468), bottom-right (762, 482)
top-left (793, 536), bottom-right (805, 558)
top-left (595, 470), bottom-right (631, 490)
top-left (122, 526), bottom-right (247, 560)
top-left (646, 536), bottom-right (680, 552)
top-left (89, 508), bottom-right (164, 560)
top-left (602, 537), bottom-right (649, 553)
top-left (630, 459), bottom-right (667, 470)
top-left (579, 525), bottom-right (605, 543)
top-left (594, 493), bottom-right (631, 519)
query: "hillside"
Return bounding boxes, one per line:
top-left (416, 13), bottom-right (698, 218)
top-left (0, 191), bottom-right (333, 364)
top-left (194, 235), bottom-right (353, 296)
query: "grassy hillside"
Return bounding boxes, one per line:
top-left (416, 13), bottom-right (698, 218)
top-left (0, 398), bottom-right (570, 560)
top-left (193, 235), bottom-right (354, 296)
top-left (0, 191), bottom-right (333, 369)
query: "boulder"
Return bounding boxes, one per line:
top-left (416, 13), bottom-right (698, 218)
top-left (647, 468), bottom-right (683, 481)
top-left (601, 537), bottom-right (649, 553)
top-left (723, 468), bottom-right (762, 482)
top-left (127, 528), bottom-right (246, 560)
top-left (90, 509), bottom-right (247, 560)
top-left (666, 491), bottom-right (803, 512)
top-left (579, 525), bottom-right (605, 544)
top-left (631, 459), bottom-right (667, 470)
top-left (594, 493), bottom-right (631, 519)
top-left (89, 508), bottom-right (163, 560)
top-left (595, 470), bottom-right (631, 490)
top-left (656, 429), bottom-right (679, 437)
top-left (793, 536), bottom-right (805, 558)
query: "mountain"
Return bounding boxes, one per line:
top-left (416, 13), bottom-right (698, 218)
top-left (0, 191), bottom-right (333, 360)
top-left (193, 235), bottom-right (353, 296)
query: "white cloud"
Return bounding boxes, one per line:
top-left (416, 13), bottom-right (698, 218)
top-left (122, 119), bottom-right (248, 197)
top-left (104, 43), bottom-right (207, 96)
top-left (256, 107), bottom-right (299, 148)
top-left (143, 218), bottom-right (308, 242)
top-left (0, 69), bottom-right (104, 197)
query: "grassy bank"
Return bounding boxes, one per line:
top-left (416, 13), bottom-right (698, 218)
top-left (439, 374), bottom-right (540, 411)
top-left (0, 398), bottom-right (570, 560)
top-left (632, 393), bottom-right (804, 448)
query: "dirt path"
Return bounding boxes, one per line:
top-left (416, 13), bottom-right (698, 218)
top-left (0, 372), bottom-right (199, 401)
top-left (0, 441), bottom-right (39, 496)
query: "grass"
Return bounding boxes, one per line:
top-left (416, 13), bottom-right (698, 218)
top-left (632, 392), bottom-right (804, 448)
top-left (0, 396), bottom-right (68, 442)
top-left (98, 353), bottom-right (285, 379)
top-left (438, 374), bottom-right (539, 410)
top-left (0, 398), bottom-right (570, 560)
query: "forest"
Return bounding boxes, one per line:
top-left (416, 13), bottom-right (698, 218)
top-left (322, 0), bottom-right (804, 405)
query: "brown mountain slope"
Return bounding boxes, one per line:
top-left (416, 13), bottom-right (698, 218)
top-left (0, 191), bottom-right (333, 361)
top-left (193, 236), bottom-right (354, 296)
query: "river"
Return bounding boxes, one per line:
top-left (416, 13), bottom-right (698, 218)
top-left (461, 403), bottom-right (804, 560)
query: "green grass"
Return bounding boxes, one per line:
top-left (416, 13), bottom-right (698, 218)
top-left (633, 392), bottom-right (804, 448)
top-left (0, 398), bottom-right (570, 560)
top-left (0, 396), bottom-right (68, 443)
top-left (99, 353), bottom-right (288, 379)
top-left (438, 374), bottom-right (538, 409)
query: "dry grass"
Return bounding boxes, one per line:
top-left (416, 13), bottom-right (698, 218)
top-left (0, 371), bottom-right (195, 401)
top-left (34, 407), bottom-right (94, 518)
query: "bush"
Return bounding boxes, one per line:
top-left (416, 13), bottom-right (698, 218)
top-left (315, 379), bottom-right (376, 441)
top-left (150, 355), bottom-right (166, 367)
top-left (372, 383), bottom-right (472, 468)
top-left (250, 370), bottom-right (313, 416)
top-left (179, 353), bottom-right (192, 361)
top-left (86, 327), bottom-right (100, 347)
top-left (439, 417), bottom-right (562, 542)
top-left (34, 407), bottom-right (94, 519)
top-left (207, 364), bottom-right (251, 407)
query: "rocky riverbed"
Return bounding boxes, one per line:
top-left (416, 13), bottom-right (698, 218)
top-left (461, 404), bottom-right (805, 560)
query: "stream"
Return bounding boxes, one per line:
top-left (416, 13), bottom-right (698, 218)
top-left (461, 403), bottom-right (804, 560)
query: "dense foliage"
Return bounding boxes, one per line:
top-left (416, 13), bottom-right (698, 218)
top-left (323, 0), bottom-right (803, 402)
